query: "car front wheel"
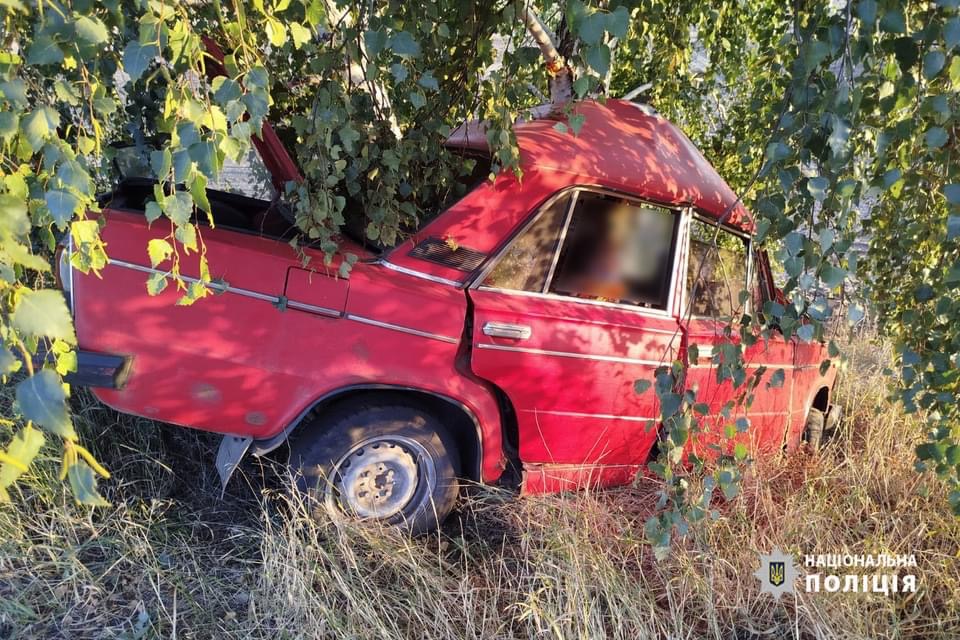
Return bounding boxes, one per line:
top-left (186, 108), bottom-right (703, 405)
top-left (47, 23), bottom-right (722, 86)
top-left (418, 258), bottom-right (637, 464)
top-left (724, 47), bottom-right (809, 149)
top-left (289, 403), bottom-right (460, 535)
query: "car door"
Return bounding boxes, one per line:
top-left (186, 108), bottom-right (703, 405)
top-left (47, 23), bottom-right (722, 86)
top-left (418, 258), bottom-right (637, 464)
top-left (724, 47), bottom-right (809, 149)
top-left (467, 188), bottom-right (684, 489)
top-left (681, 216), bottom-right (795, 458)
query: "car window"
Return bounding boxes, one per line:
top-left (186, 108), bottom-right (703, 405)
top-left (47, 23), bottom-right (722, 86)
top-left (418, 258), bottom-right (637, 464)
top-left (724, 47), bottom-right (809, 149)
top-left (686, 218), bottom-right (750, 318)
top-left (547, 192), bottom-right (679, 310)
top-left (482, 193), bottom-right (573, 292)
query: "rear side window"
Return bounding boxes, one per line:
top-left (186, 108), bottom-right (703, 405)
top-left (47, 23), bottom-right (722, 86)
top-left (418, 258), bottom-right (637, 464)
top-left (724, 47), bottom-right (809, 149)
top-left (482, 193), bottom-right (572, 292)
top-left (548, 192), bottom-right (679, 310)
top-left (686, 218), bottom-right (750, 318)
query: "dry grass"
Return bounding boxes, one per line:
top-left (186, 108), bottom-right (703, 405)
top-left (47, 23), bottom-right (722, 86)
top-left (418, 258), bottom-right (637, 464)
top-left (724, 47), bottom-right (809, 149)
top-left (1, 336), bottom-right (959, 639)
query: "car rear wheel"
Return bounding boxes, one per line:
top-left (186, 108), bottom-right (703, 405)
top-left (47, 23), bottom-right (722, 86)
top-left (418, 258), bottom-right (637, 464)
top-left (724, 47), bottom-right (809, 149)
top-left (289, 403), bottom-right (460, 535)
top-left (802, 408), bottom-right (825, 452)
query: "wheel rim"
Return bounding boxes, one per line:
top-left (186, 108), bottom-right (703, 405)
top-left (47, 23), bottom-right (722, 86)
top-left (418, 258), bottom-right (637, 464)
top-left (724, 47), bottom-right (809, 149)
top-left (327, 436), bottom-right (434, 520)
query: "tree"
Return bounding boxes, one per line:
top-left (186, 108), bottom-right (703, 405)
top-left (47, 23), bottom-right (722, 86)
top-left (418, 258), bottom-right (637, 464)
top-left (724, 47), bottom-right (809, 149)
top-left (1, 0), bottom-right (958, 535)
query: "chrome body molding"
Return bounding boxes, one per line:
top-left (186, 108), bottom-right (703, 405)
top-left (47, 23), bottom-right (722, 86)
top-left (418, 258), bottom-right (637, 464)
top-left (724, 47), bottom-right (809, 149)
top-left (521, 408), bottom-right (656, 423)
top-left (286, 300), bottom-right (342, 318)
top-left (109, 259), bottom-right (458, 341)
top-left (345, 314), bottom-right (460, 344)
top-left (476, 342), bottom-right (668, 367)
top-left (378, 259), bottom-right (464, 288)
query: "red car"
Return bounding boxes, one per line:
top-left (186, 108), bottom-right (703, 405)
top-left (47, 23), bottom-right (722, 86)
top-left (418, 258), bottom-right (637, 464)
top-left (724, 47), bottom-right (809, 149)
top-left (62, 99), bottom-right (838, 532)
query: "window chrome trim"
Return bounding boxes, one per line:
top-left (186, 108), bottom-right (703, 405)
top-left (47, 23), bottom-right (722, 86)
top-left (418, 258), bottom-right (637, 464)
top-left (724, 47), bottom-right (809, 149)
top-left (476, 342), bottom-right (669, 367)
top-left (521, 408), bottom-right (657, 423)
top-left (471, 185), bottom-right (686, 318)
top-left (469, 186), bottom-right (580, 287)
top-left (684, 212), bottom-right (753, 321)
top-left (377, 259), bottom-right (464, 288)
top-left (542, 190), bottom-right (579, 293)
top-left (473, 285), bottom-right (679, 323)
top-left (344, 314), bottom-right (460, 344)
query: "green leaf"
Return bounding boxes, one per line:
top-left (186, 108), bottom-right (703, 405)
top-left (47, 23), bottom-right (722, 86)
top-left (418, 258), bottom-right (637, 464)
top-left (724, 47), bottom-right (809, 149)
top-left (44, 189), bottom-right (80, 229)
top-left (390, 63), bottom-right (408, 82)
top-left (573, 75), bottom-right (591, 98)
top-left (265, 18), bottom-right (287, 47)
top-left (951, 56), bottom-right (960, 88)
top-left (784, 231), bottom-right (804, 256)
top-left (290, 22), bottom-right (312, 49)
top-left (578, 11), bottom-right (607, 45)
top-left (765, 141), bottom-right (790, 162)
top-left (0, 111), bottom-right (17, 140)
top-left (827, 115), bottom-right (850, 156)
top-left (212, 77), bottom-right (242, 104)
top-left (926, 127), bottom-right (949, 149)
top-left (807, 176), bottom-right (829, 201)
top-left (857, 0), bottom-right (877, 25)
top-left (20, 106), bottom-right (59, 150)
top-left (15, 370), bottom-right (74, 439)
top-left (584, 44), bottom-right (611, 76)
top-left (147, 238), bottom-right (173, 267)
top-left (12, 289), bottom-right (76, 343)
top-left (189, 173), bottom-right (211, 217)
top-left (67, 459), bottom-right (109, 506)
top-left (75, 15), bottom-right (109, 44)
top-left (879, 9), bottom-right (906, 33)
top-left (163, 192), bottom-right (193, 226)
top-left (944, 184), bottom-right (960, 204)
top-left (418, 71), bottom-right (439, 91)
top-left (606, 6), bottom-right (630, 39)
top-left (948, 215), bottom-right (960, 240)
top-left (150, 148), bottom-right (172, 178)
top-left (388, 31), bottom-right (420, 57)
top-left (0, 193), bottom-right (29, 238)
top-left (0, 345), bottom-right (15, 374)
top-left (820, 264), bottom-right (846, 289)
top-left (365, 29), bottom-right (387, 56)
top-left (797, 324), bottom-right (815, 342)
top-left (767, 369), bottom-right (785, 389)
top-left (946, 18), bottom-right (960, 50)
top-left (123, 41), bottom-right (159, 82)
top-left (924, 51), bottom-right (946, 79)
top-left (634, 379), bottom-right (652, 394)
top-left (145, 201), bottom-right (163, 224)
top-left (409, 91), bottom-right (426, 109)
top-left (0, 425), bottom-right (45, 496)
top-left (146, 272), bottom-right (168, 295)
top-left (660, 393), bottom-right (682, 419)
top-left (26, 34), bottom-right (64, 65)
top-left (734, 442), bottom-right (748, 461)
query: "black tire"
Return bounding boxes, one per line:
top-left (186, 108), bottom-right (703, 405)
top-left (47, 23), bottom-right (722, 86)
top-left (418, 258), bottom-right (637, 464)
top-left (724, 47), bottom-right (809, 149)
top-left (803, 408), bottom-right (825, 452)
top-left (289, 402), bottom-right (460, 535)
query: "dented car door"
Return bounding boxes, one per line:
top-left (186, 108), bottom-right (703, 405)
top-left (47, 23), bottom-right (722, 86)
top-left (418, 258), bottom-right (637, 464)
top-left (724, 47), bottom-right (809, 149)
top-left (468, 188), bottom-right (684, 491)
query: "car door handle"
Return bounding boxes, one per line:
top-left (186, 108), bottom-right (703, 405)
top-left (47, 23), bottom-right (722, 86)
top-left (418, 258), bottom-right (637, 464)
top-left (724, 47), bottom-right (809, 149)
top-left (482, 321), bottom-right (532, 340)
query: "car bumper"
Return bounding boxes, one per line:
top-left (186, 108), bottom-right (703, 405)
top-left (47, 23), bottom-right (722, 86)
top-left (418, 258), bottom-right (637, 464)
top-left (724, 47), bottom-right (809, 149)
top-left (33, 350), bottom-right (133, 389)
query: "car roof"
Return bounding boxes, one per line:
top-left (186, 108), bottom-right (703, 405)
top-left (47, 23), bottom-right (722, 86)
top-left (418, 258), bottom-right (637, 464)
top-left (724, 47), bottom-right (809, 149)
top-left (516, 99), bottom-right (752, 230)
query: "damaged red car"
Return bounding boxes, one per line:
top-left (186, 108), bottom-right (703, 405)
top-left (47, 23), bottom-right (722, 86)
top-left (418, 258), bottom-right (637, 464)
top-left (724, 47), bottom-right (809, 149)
top-left (61, 98), bottom-right (839, 533)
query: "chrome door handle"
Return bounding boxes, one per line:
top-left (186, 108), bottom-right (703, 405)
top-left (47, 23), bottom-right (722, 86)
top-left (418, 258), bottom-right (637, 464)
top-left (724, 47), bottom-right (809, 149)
top-left (482, 321), bottom-right (532, 340)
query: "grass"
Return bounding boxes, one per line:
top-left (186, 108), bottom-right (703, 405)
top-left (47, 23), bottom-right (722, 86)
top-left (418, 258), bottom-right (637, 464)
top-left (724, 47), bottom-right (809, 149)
top-left (1, 335), bottom-right (959, 639)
